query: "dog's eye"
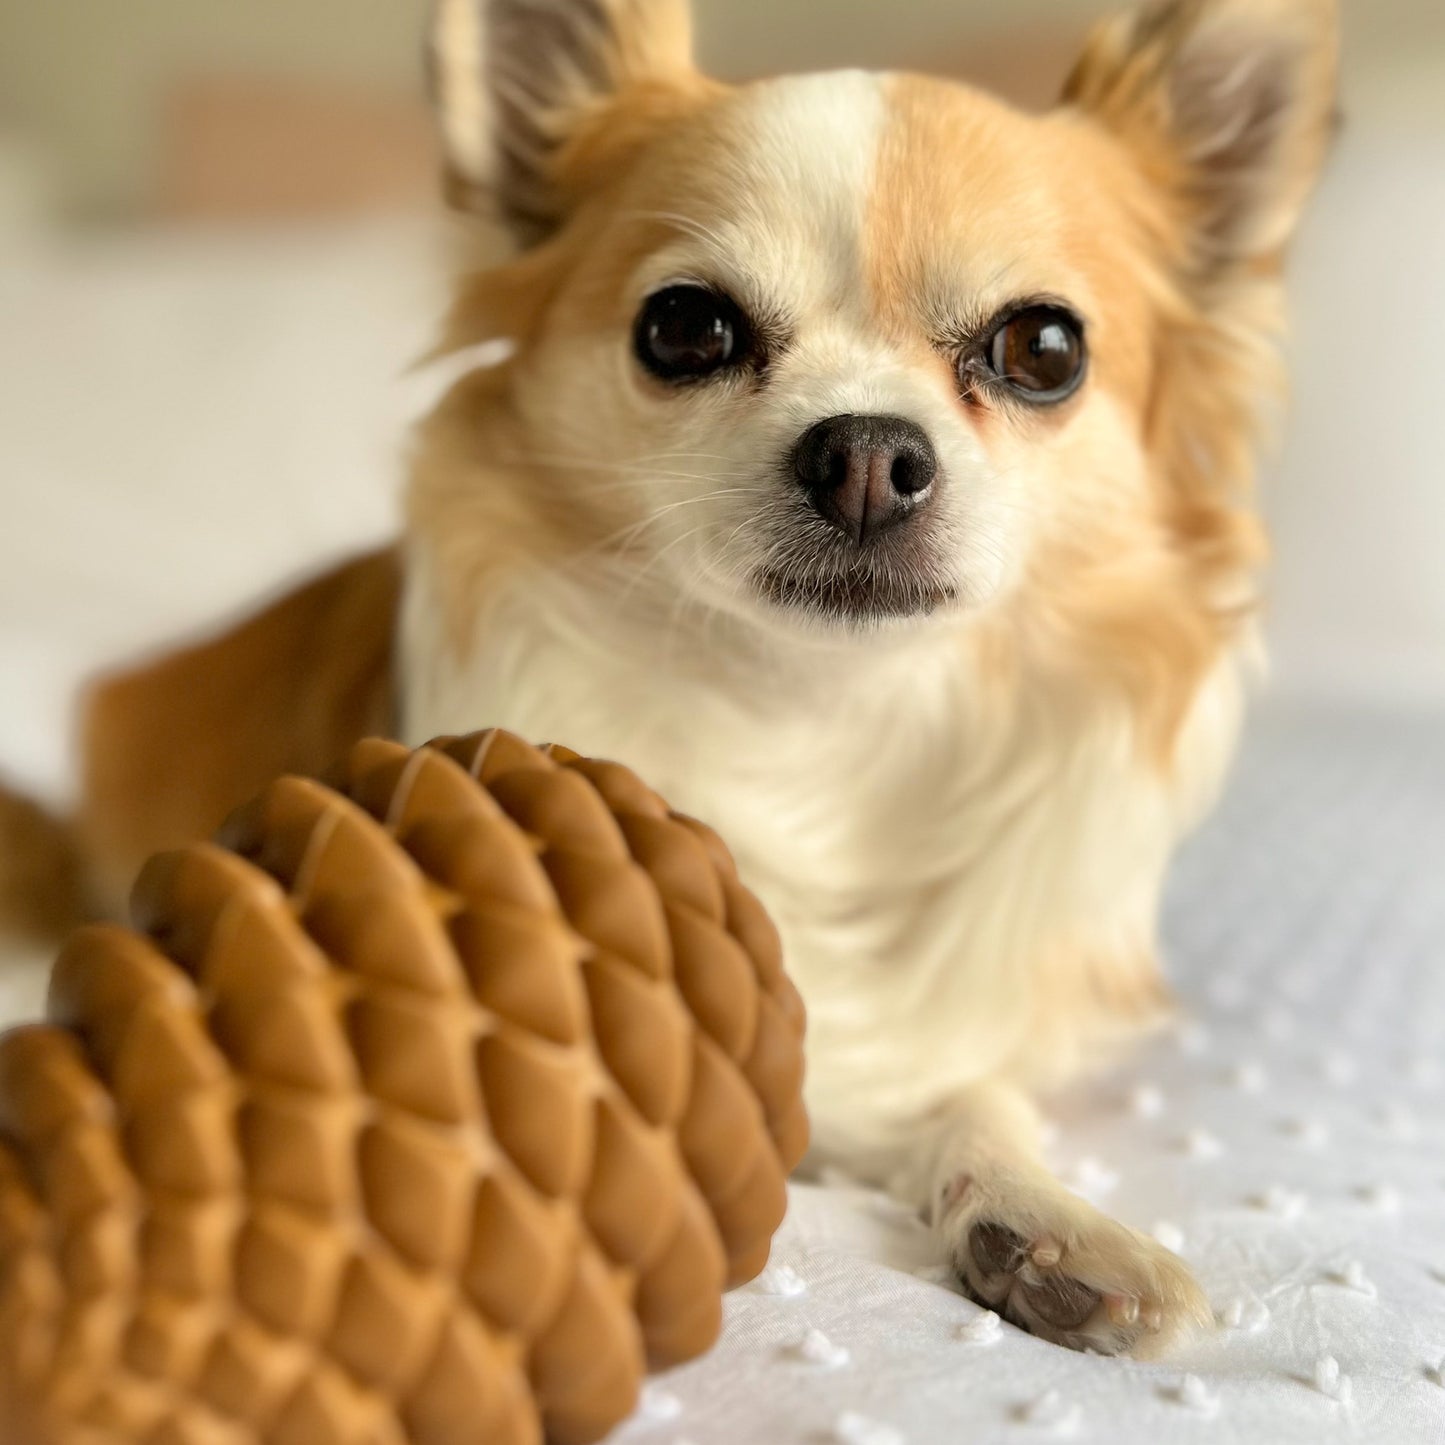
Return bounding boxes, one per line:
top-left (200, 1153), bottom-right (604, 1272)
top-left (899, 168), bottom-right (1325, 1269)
top-left (987, 306), bottom-right (1086, 402)
top-left (635, 286), bottom-right (755, 383)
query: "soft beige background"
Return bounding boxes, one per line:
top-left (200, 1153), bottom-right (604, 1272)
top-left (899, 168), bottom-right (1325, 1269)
top-left (5, 0), bottom-right (1445, 214)
top-left (0, 0), bottom-right (1441, 723)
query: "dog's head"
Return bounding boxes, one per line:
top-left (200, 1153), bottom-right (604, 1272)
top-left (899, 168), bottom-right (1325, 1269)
top-left (423, 0), bottom-right (1337, 678)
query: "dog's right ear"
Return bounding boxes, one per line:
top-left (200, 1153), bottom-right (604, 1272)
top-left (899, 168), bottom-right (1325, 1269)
top-left (429, 0), bottom-right (699, 242)
top-left (1065, 0), bottom-right (1339, 269)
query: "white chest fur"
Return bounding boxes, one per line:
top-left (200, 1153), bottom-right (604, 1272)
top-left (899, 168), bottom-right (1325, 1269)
top-left (400, 548), bottom-right (1244, 1157)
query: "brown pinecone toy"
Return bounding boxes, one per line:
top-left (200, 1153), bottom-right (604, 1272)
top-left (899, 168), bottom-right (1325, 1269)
top-left (0, 730), bottom-right (808, 1445)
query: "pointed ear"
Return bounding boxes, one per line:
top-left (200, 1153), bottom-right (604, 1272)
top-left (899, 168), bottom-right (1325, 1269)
top-left (429, 0), bottom-right (698, 241)
top-left (1065, 0), bottom-right (1340, 268)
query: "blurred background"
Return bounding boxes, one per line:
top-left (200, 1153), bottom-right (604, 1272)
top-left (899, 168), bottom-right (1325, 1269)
top-left (1, 0), bottom-right (1442, 805)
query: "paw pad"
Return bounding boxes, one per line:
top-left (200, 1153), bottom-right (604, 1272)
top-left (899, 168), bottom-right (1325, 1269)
top-left (969, 1221), bottom-right (1028, 1277)
top-left (965, 1222), bottom-right (1102, 1333)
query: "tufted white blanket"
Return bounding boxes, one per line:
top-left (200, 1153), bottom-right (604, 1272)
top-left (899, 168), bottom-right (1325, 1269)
top-left (603, 709), bottom-right (1445, 1445)
top-left (2, 710), bottom-right (1440, 1443)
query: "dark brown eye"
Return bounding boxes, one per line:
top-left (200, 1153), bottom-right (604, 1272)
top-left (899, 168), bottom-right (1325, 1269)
top-left (635, 285), bottom-right (755, 383)
top-left (988, 306), bottom-right (1086, 402)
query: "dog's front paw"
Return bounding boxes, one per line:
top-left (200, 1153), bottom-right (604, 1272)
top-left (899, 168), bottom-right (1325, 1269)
top-left (942, 1178), bottom-right (1209, 1356)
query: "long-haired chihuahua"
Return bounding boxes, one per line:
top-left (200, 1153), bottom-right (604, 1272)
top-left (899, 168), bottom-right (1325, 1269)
top-left (16, 0), bottom-right (1340, 1356)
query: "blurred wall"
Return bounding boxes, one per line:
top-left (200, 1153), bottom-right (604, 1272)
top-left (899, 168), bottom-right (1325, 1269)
top-left (1267, 100), bottom-right (1445, 707)
top-left (0, 0), bottom-right (430, 216)
top-left (2, 0), bottom-right (1429, 214)
top-left (7, 1), bottom-right (1445, 212)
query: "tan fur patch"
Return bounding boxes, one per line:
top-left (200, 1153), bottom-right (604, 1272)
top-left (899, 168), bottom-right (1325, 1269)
top-left (866, 74), bottom-right (1278, 761)
top-left (80, 550), bottom-right (400, 914)
top-left (869, 77), bottom-right (1163, 409)
top-left (1055, 0), bottom-right (1338, 756)
top-left (0, 787), bottom-right (85, 940)
top-left (419, 85), bottom-right (744, 658)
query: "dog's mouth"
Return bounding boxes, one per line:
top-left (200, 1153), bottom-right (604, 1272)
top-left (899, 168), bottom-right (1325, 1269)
top-left (756, 566), bottom-right (958, 622)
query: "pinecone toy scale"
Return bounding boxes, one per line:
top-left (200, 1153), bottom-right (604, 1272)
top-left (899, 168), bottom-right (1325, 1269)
top-left (0, 730), bottom-right (808, 1445)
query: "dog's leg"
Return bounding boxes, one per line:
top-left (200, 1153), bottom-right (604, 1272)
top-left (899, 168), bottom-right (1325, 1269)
top-left (895, 1082), bottom-right (1210, 1356)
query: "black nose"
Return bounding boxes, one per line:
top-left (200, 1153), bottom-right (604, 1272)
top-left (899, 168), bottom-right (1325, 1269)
top-left (792, 414), bottom-right (938, 544)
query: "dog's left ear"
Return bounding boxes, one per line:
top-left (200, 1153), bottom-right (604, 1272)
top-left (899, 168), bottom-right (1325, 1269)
top-left (429, 0), bottom-right (699, 241)
top-left (1065, 0), bottom-right (1340, 268)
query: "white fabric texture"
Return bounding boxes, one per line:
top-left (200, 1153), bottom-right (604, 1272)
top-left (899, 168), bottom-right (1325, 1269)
top-left (605, 710), bottom-right (1445, 1445)
top-left (2, 711), bottom-right (1438, 1443)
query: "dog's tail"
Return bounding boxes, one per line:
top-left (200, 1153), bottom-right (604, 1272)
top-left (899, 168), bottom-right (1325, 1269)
top-left (0, 784), bottom-right (86, 942)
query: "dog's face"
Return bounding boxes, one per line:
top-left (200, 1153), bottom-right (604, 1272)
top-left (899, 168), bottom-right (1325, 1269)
top-left (512, 74), bottom-right (1156, 629)
top-left (427, 0), bottom-right (1337, 655)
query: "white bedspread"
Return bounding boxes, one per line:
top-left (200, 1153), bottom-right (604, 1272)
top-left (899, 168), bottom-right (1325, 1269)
top-left (1, 711), bottom-right (1439, 1444)
top-left (604, 709), bottom-right (1445, 1445)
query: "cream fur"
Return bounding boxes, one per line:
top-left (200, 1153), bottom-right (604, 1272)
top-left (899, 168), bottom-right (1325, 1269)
top-left (404, 0), bottom-right (1338, 1356)
top-left (402, 542), bottom-right (1246, 1153)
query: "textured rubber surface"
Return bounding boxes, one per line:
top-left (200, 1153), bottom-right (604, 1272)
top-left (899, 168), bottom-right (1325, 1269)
top-left (0, 730), bottom-right (807, 1445)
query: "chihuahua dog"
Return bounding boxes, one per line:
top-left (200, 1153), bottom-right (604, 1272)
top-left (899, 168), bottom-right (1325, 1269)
top-left (14, 0), bottom-right (1339, 1356)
